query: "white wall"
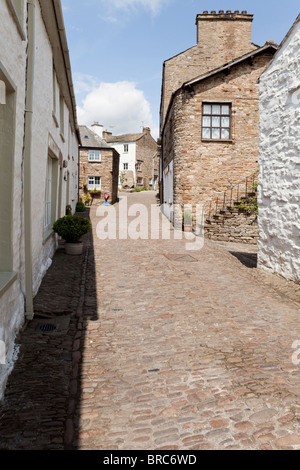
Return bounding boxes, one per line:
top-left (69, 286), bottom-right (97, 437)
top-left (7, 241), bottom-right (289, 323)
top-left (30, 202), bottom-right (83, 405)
top-left (0, 1), bottom-right (79, 400)
top-left (0, 0), bottom-right (27, 400)
top-left (109, 141), bottom-right (136, 184)
top-left (258, 20), bottom-right (300, 283)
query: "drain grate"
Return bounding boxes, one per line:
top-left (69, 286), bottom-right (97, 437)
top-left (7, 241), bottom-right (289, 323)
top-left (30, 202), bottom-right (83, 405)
top-left (36, 323), bottom-right (57, 333)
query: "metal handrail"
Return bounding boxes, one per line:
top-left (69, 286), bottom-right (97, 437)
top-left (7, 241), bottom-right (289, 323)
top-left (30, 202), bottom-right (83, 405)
top-left (206, 170), bottom-right (258, 221)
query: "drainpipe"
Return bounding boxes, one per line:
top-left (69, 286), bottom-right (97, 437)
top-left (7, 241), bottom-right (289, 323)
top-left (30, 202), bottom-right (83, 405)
top-left (24, 0), bottom-right (36, 320)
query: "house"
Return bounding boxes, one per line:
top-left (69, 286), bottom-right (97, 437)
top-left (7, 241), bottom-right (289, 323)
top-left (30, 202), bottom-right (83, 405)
top-left (160, 10), bottom-right (278, 228)
top-left (258, 14), bottom-right (300, 283)
top-left (102, 126), bottom-right (159, 190)
top-left (78, 125), bottom-right (120, 205)
top-left (0, 0), bottom-right (79, 399)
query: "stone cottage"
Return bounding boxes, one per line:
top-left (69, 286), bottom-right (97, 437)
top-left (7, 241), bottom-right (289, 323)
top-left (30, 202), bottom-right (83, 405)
top-left (103, 127), bottom-right (159, 190)
top-left (160, 10), bottom-right (278, 228)
top-left (79, 125), bottom-right (120, 205)
top-left (0, 0), bottom-right (79, 399)
top-left (258, 14), bottom-right (300, 283)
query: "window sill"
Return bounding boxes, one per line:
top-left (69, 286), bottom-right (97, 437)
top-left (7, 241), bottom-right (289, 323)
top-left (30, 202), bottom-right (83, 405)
top-left (201, 138), bottom-right (234, 143)
top-left (52, 112), bottom-right (59, 128)
top-left (88, 160), bottom-right (102, 163)
top-left (43, 227), bottom-right (54, 245)
top-left (0, 272), bottom-right (17, 297)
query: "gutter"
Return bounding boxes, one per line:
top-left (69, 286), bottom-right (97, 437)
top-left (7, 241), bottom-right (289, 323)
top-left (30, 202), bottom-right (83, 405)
top-left (24, 0), bottom-right (36, 320)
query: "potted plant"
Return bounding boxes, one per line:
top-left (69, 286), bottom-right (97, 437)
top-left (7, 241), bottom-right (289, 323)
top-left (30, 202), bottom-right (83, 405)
top-left (183, 209), bottom-right (193, 232)
top-left (53, 215), bottom-right (91, 255)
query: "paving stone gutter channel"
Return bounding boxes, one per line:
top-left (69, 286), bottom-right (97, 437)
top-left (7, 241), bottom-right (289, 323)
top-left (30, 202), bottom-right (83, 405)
top-left (0, 210), bottom-right (92, 450)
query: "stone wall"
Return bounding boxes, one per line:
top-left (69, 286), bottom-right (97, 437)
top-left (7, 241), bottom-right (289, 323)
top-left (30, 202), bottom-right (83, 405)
top-left (162, 51), bottom-right (274, 227)
top-left (161, 11), bottom-right (257, 127)
top-left (258, 19), bottom-right (300, 283)
top-left (136, 130), bottom-right (158, 188)
top-left (79, 148), bottom-right (119, 205)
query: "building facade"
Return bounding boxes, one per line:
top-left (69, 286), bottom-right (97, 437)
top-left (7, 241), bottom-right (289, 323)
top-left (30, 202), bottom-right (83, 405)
top-left (0, 0), bottom-right (79, 399)
top-left (103, 127), bottom-right (158, 190)
top-left (79, 125), bottom-right (120, 205)
top-left (160, 10), bottom-right (277, 228)
top-left (258, 15), bottom-right (300, 283)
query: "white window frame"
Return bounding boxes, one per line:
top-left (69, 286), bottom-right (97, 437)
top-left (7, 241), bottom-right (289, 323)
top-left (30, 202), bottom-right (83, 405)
top-left (6, 0), bottom-right (25, 40)
top-left (124, 144), bottom-right (129, 153)
top-left (88, 176), bottom-right (101, 191)
top-left (44, 157), bottom-right (52, 230)
top-left (137, 162), bottom-right (142, 172)
top-left (123, 163), bottom-right (129, 171)
top-left (88, 149), bottom-right (101, 162)
top-left (137, 177), bottom-right (143, 185)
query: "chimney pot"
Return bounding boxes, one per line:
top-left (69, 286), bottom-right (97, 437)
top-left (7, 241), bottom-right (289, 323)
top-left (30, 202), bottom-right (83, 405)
top-left (226, 10), bottom-right (232, 14)
top-left (241, 10), bottom-right (247, 14)
top-left (211, 10), bottom-right (216, 14)
top-left (219, 10), bottom-right (224, 14)
top-left (203, 10), bottom-right (208, 14)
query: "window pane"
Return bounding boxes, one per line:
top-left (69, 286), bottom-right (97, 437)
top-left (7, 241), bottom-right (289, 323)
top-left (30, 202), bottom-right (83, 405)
top-left (212, 105), bottom-right (221, 115)
top-left (221, 128), bottom-right (230, 139)
top-left (202, 128), bottom-right (211, 139)
top-left (202, 116), bottom-right (211, 127)
top-left (212, 116), bottom-right (220, 127)
top-left (203, 104), bottom-right (211, 115)
top-left (222, 116), bottom-right (230, 127)
top-left (212, 128), bottom-right (220, 139)
top-left (221, 105), bottom-right (230, 115)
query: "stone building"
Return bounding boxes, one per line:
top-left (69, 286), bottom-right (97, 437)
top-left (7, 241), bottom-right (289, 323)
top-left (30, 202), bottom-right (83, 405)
top-left (0, 0), bottom-right (79, 399)
top-left (79, 126), bottom-right (120, 205)
top-left (103, 127), bottom-right (159, 190)
top-left (258, 14), bottom-right (300, 283)
top-left (160, 10), bottom-right (277, 228)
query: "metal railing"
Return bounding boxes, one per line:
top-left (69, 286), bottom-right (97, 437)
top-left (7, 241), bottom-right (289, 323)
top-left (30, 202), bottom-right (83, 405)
top-left (206, 170), bottom-right (258, 222)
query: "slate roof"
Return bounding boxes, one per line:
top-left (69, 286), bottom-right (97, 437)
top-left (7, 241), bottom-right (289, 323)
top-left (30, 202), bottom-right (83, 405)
top-left (79, 126), bottom-right (113, 149)
top-left (105, 132), bottom-right (145, 144)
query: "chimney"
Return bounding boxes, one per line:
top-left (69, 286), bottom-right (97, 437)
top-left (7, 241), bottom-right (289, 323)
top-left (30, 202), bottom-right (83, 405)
top-left (196, 10), bottom-right (254, 63)
top-left (91, 121), bottom-right (103, 139)
top-left (103, 130), bottom-right (112, 141)
top-left (143, 127), bottom-right (151, 135)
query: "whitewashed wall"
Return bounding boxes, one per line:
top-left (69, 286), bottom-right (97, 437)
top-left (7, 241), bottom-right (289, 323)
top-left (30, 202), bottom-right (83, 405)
top-left (0, 1), bottom-right (79, 400)
top-left (258, 21), bottom-right (300, 283)
top-left (109, 141), bottom-right (136, 185)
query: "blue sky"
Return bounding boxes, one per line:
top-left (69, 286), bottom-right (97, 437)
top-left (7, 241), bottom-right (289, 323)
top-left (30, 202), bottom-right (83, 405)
top-left (61, 0), bottom-right (300, 139)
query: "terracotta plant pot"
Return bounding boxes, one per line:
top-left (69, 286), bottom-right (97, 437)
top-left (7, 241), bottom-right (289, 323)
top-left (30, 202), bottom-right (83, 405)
top-left (65, 242), bottom-right (83, 255)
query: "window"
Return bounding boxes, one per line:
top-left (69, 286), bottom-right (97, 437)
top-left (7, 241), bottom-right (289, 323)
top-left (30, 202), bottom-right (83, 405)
top-left (124, 144), bottom-right (129, 153)
top-left (44, 155), bottom-right (59, 235)
top-left (88, 150), bottom-right (101, 162)
top-left (137, 162), bottom-right (142, 172)
top-left (6, 0), bottom-right (25, 39)
top-left (123, 163), bottom-right (129, 171)
top-left (137, 177), bottom-right (143, 185)
top-left (0, 64), bottom-right (17, 291)
top-left (59, 92), bottom-right (64, 137)
top-left (202, 103), bottom-right (231, 140)
top-left (88, 176), bottom-right (101, 191)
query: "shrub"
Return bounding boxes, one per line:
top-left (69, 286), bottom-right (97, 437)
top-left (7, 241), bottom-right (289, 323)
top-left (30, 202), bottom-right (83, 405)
top-left (76, 201), bottom-right (85, 212)
top-left (53, 215), bottom-right (91, 243)
top-left (183, 209), bottom-right (192, 224)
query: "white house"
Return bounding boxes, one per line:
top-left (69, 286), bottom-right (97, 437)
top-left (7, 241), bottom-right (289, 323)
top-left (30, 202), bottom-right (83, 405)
top-left (102, 127), bottom-right (158, 189)
top-left (258, 14), bottom-right (300, 283)
top-left (0, 0), bottom-right (79, 399)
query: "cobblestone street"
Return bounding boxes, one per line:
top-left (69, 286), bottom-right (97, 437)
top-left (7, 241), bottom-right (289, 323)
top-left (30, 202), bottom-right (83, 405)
top-left (1, 191), bottom-right (300, 450)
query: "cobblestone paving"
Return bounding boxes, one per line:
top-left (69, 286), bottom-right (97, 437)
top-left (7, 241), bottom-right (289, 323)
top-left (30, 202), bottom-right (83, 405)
top-left (0, 191), bottom-right (300, 450)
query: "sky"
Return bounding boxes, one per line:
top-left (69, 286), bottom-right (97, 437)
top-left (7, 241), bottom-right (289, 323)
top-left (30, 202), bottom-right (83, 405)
top-left (61, 0), bottom-right (300, 140)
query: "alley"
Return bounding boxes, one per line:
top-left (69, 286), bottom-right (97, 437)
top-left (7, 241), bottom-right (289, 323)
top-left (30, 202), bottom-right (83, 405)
top-left (1, 191), bottom-right (300, 450)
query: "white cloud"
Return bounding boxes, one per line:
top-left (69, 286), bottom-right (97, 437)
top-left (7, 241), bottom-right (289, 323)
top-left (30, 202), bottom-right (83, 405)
top-left (77, 81), bottom-right (158, 138)
top-left (101, 0), bottom-right (171, 15)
